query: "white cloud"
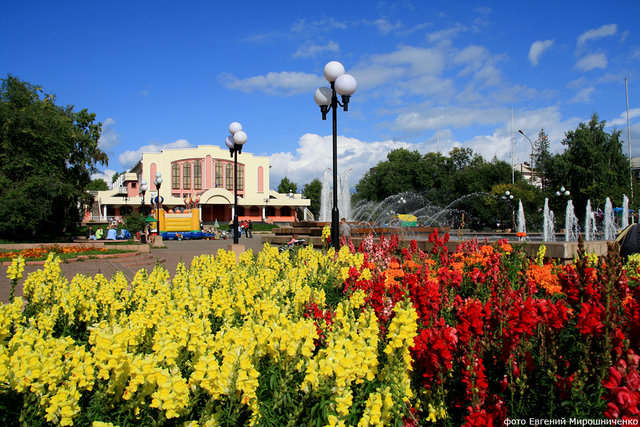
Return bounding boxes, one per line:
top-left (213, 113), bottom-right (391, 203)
top-left (575, 53), bottom-right (608, 71)
top-left (118, 139), bottom-right (192, 170)
top-left (528, 40), bottom-right (553, 66)
top-left (91, 169), bottom-right (118, 188)
top-left (427, 23), bottom-right (467, 43)
top-left (290, 18), bottom-right (347, 34)
top-left (269, 133), bottom-right (413, 186)
top-left (370, 45), bottom-right (445, 76)
top-left (392, 106), bottom-right (507, 132)
top-left (292, 41), bottom-right (339, 58)
top-left (98, 118), bottom-right (120, 150)
top-left (268, 106), bottom-right (583, 189)
top-left (569, 86), bottom-right (595, 104)
top-left (455, 45), bottom-right (490, 66)
top-left (217, 71), bottom-right (324, 96)
top-left (609, 108), bottom-right (640, 127)
top-left (577, 24), bottom-right (617, 47)
top-left (369, 18), bottom-right (403, 34)
top-left (567, 77), bottom-right (587, 89)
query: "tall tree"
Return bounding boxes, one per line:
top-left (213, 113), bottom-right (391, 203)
top-left (277, 176), bottom-right (298, 194)
top-left (533, 129), bottom-right (554, 191)
top-left (87, 178), bottom-right (109, 191)
top-left (302, 178), bottom-right (322, 218)
top-left (0, 75), bottom-right (108, 239)
top-left (559, 113), bottom-right (629, 214)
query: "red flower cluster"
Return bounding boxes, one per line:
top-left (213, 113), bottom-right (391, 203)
top-left (340, 231), bottom-right (640, 424)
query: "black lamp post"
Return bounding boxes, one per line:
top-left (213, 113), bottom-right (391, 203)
top-left (314, 61), bottom-right (357, 250)
top-left (139, 180), bottom-right (147, 215)
top-left (154, 173), bottom-right (163, 232)
top-left (502, 190), bottom-right (514, 230)
top-left (224, 122), bottom-right (248, 244)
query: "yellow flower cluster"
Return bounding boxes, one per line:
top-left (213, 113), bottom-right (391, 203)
top-left (379, 301), bottom-right (419, 420)
top-left (6, 255), bottom-right (25, 281)
top-left (1, 243), bottom-right (418, 425)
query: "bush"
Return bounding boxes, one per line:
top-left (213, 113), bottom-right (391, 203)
top-left (123, 212), bottom-right (145, 234)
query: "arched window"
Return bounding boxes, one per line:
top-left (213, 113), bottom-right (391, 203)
top-left (225, 163), bottom-right (234, 191)
top-left (172, 163), bottom-right (180, 190)
top-left (194, 161), bottom-right (202, 190)
top-left (257, 166), bottom-right (264, 193)
top-left (183, 162), bottom-right (191, 189)
top-left (215, 161), bottom-right (223, 188)
top-left (237, 164), bottom-right (244, 191)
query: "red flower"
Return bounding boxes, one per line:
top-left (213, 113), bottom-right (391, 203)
top-left (576, 301), bottom-right (605, 336)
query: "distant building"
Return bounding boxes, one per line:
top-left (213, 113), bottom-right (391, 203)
top-left (513, 162), bottom-right (541, 187)
top-left (631, 157), bottom-right (640, 180)
top-left (88, 145), bottom-right (311, 224)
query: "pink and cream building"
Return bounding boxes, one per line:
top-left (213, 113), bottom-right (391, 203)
top-left (90, 145), bottom-right (311, 224)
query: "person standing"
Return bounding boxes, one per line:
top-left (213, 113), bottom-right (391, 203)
top-left (340, 218), bottom-right (351, 240)
top-left (247, 220), bottom-right (253, 238)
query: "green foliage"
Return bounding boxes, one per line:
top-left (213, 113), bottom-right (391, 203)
top-left (556, 113), bottom-right (630, 215)
top-left (302, 178), bottom-right (322, 218)
top-left (277, 176), bottom-right (298, 194)
top-left (354, 148), bottom-right (518, 229)
top-left (87, 178), bottom-right (109, 191)
top-left (123, 211), bottom-right (146, 234)
top-left (0, 75), bottom-right (108, 240)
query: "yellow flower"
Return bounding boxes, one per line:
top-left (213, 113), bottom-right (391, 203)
top-left (6, 256), bottom-right (25, 281)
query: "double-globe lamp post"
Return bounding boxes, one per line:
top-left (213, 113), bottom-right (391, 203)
top-left (224, 122), bottom-right (248, 244)
top-left (314, 61), bottom-right (357, 250)
top-left (154, 173), bottom-right (163, 232)
top-left (139, 179), bottom-right (148, 215)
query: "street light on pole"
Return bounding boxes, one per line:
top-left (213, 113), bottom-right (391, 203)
top-left (153, 173), bottom-right (163, 233)
top-left (518, 130), bottom-right (535, 184)
top-left (314, 61), bottom-right (357, 250)
top-left (224, 121), bottom-right (248, 245)
top-left (139, 179), bottom-right (147, 215)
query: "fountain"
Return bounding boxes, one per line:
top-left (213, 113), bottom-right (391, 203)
top-left (268, 190), bottom-right (616, 262)
top-left (565, 200), bottom-right (579, 242)
top-left (622, 194), bottom-right (629, 229)
top-left (319, 169), bottom-right (352, 221)
top-left (319, 169), bottom-right (331, 222)
top-left (517, 200), bottom-right (526, 240)
top-left (543, 198), bottom-right (556, 242)
top-left (604, 198), bottom-right (616, 240)
top-left (585, 200), bottom-right (597, 241)
top-left (350, 191), bottom-right (490, 230)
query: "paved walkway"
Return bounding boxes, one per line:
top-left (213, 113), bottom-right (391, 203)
top-left (0, 236), bottom-right (270, 304)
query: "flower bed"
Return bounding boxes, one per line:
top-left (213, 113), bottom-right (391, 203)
top-left (0, 232), bottom-right (639, 425)
top-left (0, 245), bottom-right (108, 262)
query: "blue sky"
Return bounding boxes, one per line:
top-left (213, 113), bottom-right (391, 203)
top-left (2, 0), bottom-right (639, 190)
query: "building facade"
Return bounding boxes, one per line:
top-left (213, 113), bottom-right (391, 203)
top-left (89, 145), bottom-right (311, 224)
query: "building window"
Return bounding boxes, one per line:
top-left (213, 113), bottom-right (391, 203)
top-left (225, 163), bottom-right (234, 191)
top-left (215, 162), bottom-right (223, 188)
top-left (237, 164), bottom-right (244, 191)
top-left (257, 166), bottom-right (264, 193)
top-left (183, 162), bottom-right (191, 189)
top-left (194, 161), bottom-right (202, 190)
top-left (172, 163), bottom-right (180, 190)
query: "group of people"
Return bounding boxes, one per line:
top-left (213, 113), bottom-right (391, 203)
top-left (231, 219), bottom-right (253, 239)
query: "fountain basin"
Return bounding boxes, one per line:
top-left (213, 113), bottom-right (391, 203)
top-left (264, 222), bottom-right (614, 262)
